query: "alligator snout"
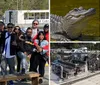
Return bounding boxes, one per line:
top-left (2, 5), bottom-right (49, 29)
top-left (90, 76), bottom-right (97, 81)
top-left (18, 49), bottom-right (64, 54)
top-left (85, 8), bottom-right (96, 16)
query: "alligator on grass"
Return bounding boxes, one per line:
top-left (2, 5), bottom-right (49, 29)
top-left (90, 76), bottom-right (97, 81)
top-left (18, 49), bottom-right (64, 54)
top-left (50, 6), bottom-right (96, 41)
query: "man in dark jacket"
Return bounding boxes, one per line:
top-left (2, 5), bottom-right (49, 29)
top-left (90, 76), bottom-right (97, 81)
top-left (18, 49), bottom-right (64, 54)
top-left (17, 27), bottom-right (34, 74)
top-left (0, 21), bottom-right (5, 62)
top-left (2, 23), bottom-right (17, 74)
top-left (0, 21), bottom-right (7, 75)
top-left (0, 21), bottom-right (6, 54)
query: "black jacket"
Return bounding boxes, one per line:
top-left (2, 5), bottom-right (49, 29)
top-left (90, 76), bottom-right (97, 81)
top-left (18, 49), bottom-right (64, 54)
top-left (0, 30), bottom-right (7, 52)
top-left (10, 33), bottom-right (17, 55)
top-left (18, 34), bottom-right (34, 54)
top-left (2, 32), bottom-right (17, 55)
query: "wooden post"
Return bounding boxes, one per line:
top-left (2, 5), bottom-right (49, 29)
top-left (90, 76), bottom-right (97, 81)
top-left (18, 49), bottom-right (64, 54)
top-left (32, 77), bottom-right (38, 85)
top-left (0, 82), bottom-right (7, 85)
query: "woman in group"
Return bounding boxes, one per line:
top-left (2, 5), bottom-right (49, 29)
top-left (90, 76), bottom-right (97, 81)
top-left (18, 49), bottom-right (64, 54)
top-left (13, 26), bottom-right (22, 72)
top-left (17, 27), bottom-right (33, 74)
top-left (30, 31), bottom-right (49, 84)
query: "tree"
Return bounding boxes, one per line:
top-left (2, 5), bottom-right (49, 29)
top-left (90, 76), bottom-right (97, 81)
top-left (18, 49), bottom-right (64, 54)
top-left (0, 0), bottom-right (49, 18)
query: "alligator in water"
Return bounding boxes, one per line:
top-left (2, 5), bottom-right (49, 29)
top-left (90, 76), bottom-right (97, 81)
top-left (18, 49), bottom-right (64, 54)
top-left (50, 7), bottom-right (96, 41)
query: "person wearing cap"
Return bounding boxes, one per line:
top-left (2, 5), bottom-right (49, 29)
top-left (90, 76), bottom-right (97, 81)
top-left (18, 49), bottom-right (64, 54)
top-left (43, 24), bottom-right (49, 63)
top-left (2, 23), bottom-right (17, 75)
top-left (43, 24), bottom-right (49, 42)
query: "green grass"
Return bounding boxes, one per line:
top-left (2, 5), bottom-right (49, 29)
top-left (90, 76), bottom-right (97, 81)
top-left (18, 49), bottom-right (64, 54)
top-left (51, 0), bottom-right (100, 41)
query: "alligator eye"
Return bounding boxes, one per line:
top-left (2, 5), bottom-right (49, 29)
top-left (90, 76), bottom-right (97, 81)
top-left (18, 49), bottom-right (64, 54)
top-left (74, 8), bottom-right (79, 11)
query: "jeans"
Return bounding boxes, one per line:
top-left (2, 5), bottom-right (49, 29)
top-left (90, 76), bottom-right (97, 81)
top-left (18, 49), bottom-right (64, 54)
top-left (16, 53), bottom-right (21, 72)
top-left (0, 55), bottom-right (7, 75)
top-left (17, 52), bottom-right (28, 71)
top-left (6, 57), bottom-right (15, 74)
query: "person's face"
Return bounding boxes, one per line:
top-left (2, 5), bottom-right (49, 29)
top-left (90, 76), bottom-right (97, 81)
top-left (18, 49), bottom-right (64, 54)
top-left (39, 33), bottom-right (44, 40)
top-left (0, 25), bottom-right (4, 31)
top-left (15, 27), bottom-right (20, 33)
top-left (15, 29), bottom-right (19, 33)
top-left (32, 21), bottom-right (39, 28)
top-left (44, 28), bottom-right (49, 33)
top-left (8, 27), bottom-right (13, 33)
top-left (27, 29), bottom-right (32, 36)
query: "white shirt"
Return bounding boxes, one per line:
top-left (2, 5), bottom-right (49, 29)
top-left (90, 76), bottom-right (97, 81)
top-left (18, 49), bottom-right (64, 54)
top-left (2, 32), bottom-right (15, 58)
top-left (31, 28), bottom-right (38, 38)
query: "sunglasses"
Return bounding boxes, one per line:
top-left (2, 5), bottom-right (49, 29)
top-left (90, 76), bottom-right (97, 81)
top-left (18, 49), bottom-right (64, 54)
top-left (27, 31), bottom-right (32, 33)
top-left (33, 23), bottom-right (38, 25)
top-left (8, 27), bottom-right (13, 28)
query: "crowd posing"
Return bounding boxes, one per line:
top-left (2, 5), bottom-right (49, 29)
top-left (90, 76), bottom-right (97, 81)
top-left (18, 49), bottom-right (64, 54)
top-left (0, 20), bottom-right (49, 84)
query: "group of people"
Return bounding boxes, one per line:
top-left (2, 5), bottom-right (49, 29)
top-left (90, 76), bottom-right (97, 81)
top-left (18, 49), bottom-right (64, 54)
top-left (0, 20), bottom-right (49, 84)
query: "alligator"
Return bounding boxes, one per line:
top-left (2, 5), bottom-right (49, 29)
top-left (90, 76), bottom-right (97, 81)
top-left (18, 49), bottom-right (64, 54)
top-left (50, 6), bottom-right (96, 41)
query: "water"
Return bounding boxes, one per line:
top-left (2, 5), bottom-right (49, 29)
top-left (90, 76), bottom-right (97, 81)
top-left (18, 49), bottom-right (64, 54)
top-left (51, 0), bottom-right (100, 41)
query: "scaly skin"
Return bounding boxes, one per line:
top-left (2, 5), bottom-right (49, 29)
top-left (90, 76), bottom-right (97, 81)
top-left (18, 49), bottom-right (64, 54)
top-left (50, 7), bottom-right (96, 41)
